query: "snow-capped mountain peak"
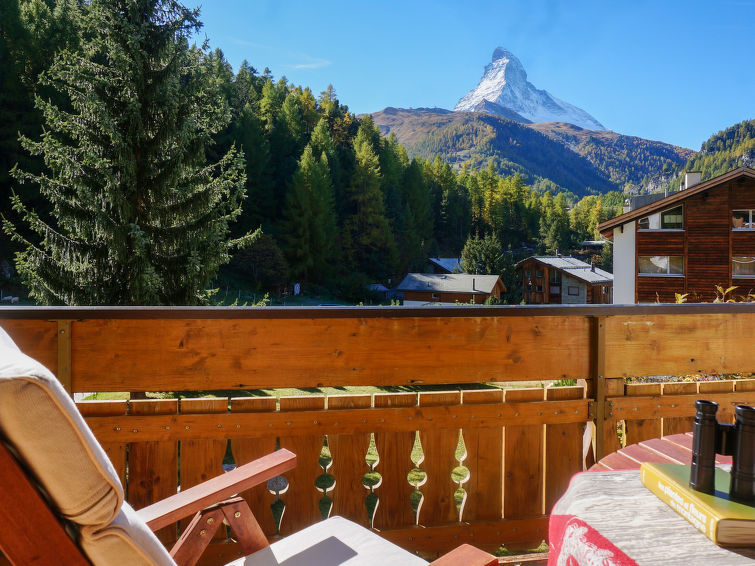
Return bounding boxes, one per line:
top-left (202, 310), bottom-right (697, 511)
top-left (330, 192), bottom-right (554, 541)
top-left (455, 47), bottom-right (606, 131)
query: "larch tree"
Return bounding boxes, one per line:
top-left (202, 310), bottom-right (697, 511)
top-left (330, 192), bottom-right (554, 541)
top-left (3, 0), bottom-right (253, 305)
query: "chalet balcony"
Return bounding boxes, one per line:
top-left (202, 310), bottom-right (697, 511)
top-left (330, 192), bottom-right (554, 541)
top-left (2, 304), bottom-right (755, 564)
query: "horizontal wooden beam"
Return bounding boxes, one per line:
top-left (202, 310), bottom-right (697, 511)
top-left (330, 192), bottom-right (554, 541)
top-left (84, 399), bottom-right (591, 442)
top-left (610, 391), bottom-right (755, 420)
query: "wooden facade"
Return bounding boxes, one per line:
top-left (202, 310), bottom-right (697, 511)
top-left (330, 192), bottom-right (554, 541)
top-left (519, 258), bottom-right (612, 305)
top-left (402, 289), bottom-right (502, 304)
top-left (632, 175), bottom-right (755, 302)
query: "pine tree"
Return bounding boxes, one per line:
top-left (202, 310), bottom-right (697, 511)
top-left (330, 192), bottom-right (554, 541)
top-left (342, 120), bottom-right (397, 280)
top-left (3, 0), bottom-right (251, 305)
top-left (282, 146), bottom-right (337, 282)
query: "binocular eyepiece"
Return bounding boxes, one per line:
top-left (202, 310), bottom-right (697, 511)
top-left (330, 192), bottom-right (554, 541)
top-left (689, 400), bottom-right (755, 504)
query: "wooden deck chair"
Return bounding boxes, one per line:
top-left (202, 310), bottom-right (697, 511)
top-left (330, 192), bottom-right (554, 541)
top-left (0, 326), bottom-right (497, 566)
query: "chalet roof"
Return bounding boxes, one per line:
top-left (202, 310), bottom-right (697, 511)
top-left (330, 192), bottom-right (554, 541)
top-left (516, 256), bottom-right (613, 285)
top-left (598, 167), bottom-right (755, 237)
top-left (426, 257), bottom-right (463, 273)
top-left (395, 273), bottom-right (502, 294)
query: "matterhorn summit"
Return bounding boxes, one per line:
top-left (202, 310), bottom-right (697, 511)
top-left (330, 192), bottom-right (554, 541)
top-left (455, 47), bottom-right (605, 131)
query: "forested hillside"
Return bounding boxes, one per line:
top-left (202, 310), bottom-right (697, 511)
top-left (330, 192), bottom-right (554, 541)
top-left (371, 108), bottom-right (693, 196)
top-left (0, 0), bottom-right (623, 304)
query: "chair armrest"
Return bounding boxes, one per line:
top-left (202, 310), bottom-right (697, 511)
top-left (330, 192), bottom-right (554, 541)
top-left (429, 543), bottom-right (498, 566)
top-left (137, 448), bottom-right (296, 531)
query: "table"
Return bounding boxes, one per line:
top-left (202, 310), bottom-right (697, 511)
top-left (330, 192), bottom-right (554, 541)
top-left (548, 435), bottom-right (755, 565)
top-left (589, 432), bottom-right (732, 471)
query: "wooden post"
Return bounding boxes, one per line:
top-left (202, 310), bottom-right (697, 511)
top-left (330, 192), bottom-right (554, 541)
top-left (56, 319), bottom-right (73, 395)
top-left (589, 317), bottom-right (607, 459)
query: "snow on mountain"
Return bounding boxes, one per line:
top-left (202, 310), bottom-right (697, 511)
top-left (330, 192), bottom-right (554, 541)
top-left (455, 47), bottom-right (606, 131)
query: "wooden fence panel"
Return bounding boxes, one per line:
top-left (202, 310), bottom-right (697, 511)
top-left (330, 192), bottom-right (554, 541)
top-left (128, 399), bottom-right (179, 544)
top-left (277, 396), bottom-right (326, 535)
top-left (459, 389), bottom-right (503, 522)
top-left (327, 395), bottom-right (372, 525)
top-left (229, 397), bottom-right (279, 536)
top-left (623, 383), bottom-right (662, 446)
top-left (57, 315), bottom-right (591, 391)
top-left (699, 381), bottom-right (736, 422)
top-left (503, 388), bottom-right (544, 518)
top-left (179, 398), bottom-right (227, 539)
top-left (544, 386), bottom-right (584, 512)
top-left (76, 400), bottom-right (128, 488)
top-left (1, 319), bottom-right (58, 372)
top-left (372, 392), bottom-right (416, 530)
top-left (661, 382), bottom-right (697, 435)
top-left (417, 391), bottom-right (462, 526)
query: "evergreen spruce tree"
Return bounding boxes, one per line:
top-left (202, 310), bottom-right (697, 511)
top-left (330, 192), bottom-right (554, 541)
top-left (282, 145), bottom-right (337, 282)
top-left (342, 120), bottom-right (397, 280)
top-left (3, 0), bottom-right (251, 305)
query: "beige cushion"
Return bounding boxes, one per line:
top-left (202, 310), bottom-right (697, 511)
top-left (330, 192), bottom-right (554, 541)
top-left (228, 516), bottom-right (426, 566)
top-left (0, 327), bottom-right (123, 527)
top-left (80, 502), bottom-right (175, 566)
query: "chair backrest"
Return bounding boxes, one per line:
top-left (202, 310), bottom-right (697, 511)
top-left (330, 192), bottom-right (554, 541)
top-left (0, 327), bottom-right (174, 566)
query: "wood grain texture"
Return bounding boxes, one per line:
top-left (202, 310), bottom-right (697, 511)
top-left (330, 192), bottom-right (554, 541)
top-left (327, 394), bottom-right (372, 525)
top-left (544, 386), bottom-right (584, 512)
top-left (0, 319), bottom-right (58, 372)
top-left (228, 397), bottom-right (278, 536)
top-left (623, 383), bottom-right (662, 446)
top-left (418, 391), bottom-right (462, 525)
top-left (372, 392), bottom-right (417, 530)
top-left (77, 400), bottom-right (128, 488)
top-left (128, 399), bottom-right (179, 544)
top-left (662, 382), bottom-right (697, 436)
top-left (698, 380), bottom-right (736, 422)
top-left (503, 388), bottom-right (545, 518)
top-left (428, 543), bottom-right (497, 566)
top-left (460, 389), bottom-right (504, 522)
top-left (277, 396), bottom-right (326, 535)
top-left (63, 316), bottom-right (590, 391)
top-left (179, 398), bottom-right (228, 540)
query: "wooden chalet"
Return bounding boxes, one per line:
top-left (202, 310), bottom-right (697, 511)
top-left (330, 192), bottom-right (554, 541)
top-left (425, 257), bottom-right (462, 274)
top-left (599, 167), bottom-right (755, 303)
top-left (396, 273), bottom-right (505, 305)
top-left (516, 256), bottom-right (613, 305)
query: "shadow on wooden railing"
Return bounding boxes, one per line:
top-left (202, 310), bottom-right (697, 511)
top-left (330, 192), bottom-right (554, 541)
top-left (2, 304), bottom-right (755, 563)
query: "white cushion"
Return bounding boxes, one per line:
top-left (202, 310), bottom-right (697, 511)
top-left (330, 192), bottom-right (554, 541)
top-left (227, 516), bottom-right (426, 566)
top-left (0, 326), bottom-right (124, 527)
top-left (80, 502), bottom-right (175, 566)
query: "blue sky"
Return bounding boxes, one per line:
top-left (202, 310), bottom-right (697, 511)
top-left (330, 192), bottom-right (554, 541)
top-left (186, 0), bottom-right (755, 150)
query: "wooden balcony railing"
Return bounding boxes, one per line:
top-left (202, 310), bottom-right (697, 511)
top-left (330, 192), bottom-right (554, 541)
top-left (2, 304), bottom-right (755, 563)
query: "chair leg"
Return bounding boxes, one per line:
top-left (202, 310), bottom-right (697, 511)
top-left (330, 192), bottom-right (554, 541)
top-left (170, 507), bottom-right (224, 566)
top-left (220, 497), bottom-right (269, 555)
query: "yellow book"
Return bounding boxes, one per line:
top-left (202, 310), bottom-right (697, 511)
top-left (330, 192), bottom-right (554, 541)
top-left (640, 462), bottom-right (755, 546)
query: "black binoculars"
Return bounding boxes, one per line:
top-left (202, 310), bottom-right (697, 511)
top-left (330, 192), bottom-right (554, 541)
top-left (689, 400), bottom-right (755, 504)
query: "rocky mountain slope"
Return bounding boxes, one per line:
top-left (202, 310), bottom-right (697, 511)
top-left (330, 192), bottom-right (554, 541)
top-left (455, 48), bottom-right (605, 131)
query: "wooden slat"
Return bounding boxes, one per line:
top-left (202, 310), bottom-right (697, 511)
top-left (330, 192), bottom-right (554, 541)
top-left (327, 394), bottom-right (372, 525)
top-left (597, 451), bottom-right (638, 470)
top-left (663, 382), bottom-right (696, 435)
top-left (65, 316), bottom-right (591, 391)
top-left (544, 386), bottom-right (584, 512)
top-left (619, 442), bottom-right (681, 465)
top-left (460, 389), bottom-right (504, 522)
top-left (503, 388), bottom-right (544, 518)
top-left (229, 397), bottom-right (279, 536)
top-left (128, 399), bottom-right (179, 544)
top-left (699, 380), bottom-right (736, 422)
top-left (278, 395), bottom-right (326, 535)
top-left (602, 378), bottom-right (625, 457)
top-left (611, 391), bottom-right (755, 421)
top-left (85, 398), bottom-right (591, 442)
top-left (418, 391), bottom-right (462, 525)
top-left (77, 400), bottom-right (128, 487)
top-left (623, 383), bottom-right (662, 445)
top-left (372, 392), bottom-right (416, 530)
top-left (604, 313), bottom-right (755, 378)
top-left (179, 398), bottom-right (228, 539)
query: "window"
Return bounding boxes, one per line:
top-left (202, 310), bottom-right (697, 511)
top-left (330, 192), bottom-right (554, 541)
top-left (732, 210), bottom-right (755, 230)
top-left (638, 206), bottom-right (683, 230)
top-left (525, 270), bottom-right (531, 278)
top-left (550, 270), bottom-right (561, 284)
top-left (638, 255), bottom-right (684, 275)
top-left (733, 257), bottom-right (755, 277)
top-left (536, 269), bottom-right (544, 278)
top-left (536, 285), bottom-right (543, 292)
top-left (431, 293), bottom-right (440, 300)
top-left (568, 286), bottom-right (579, 296)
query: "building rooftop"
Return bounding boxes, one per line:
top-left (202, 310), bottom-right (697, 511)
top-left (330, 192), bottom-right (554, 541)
top-left (517, 256), bottom-right (613, 284)
top-left (396, 273), bottom-right (502, 294)
top-left (426, 257), bottom-right (463, 273)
